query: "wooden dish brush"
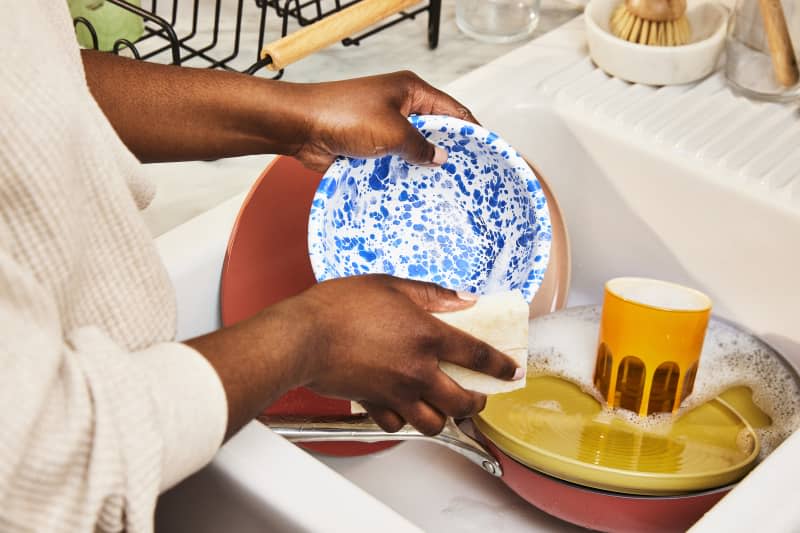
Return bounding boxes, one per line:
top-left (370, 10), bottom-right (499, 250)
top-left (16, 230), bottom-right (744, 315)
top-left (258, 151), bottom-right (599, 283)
top-left (611, 0), bottom-right (691, 46)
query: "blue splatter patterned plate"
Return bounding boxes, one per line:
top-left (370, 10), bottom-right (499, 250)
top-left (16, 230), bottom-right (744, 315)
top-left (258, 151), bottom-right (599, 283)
top-left (307, 115), bottom-right (552, 302)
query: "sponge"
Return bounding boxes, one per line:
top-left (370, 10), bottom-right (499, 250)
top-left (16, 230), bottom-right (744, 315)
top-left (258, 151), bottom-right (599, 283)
top-left (350, 290), bottom-right (529, 413)
top-left (434, 290), bottom-right (529, 395)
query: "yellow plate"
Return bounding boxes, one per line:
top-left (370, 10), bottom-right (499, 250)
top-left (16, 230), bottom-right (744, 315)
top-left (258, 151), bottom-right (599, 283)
top-left (475, 376), bottom-right (760, 496)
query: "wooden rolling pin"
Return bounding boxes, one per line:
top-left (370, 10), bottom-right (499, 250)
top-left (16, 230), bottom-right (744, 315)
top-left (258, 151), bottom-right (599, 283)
top-left (260, 0), bottom-right (421, 71)
top-left (758, 0), bottom-right (799, 87)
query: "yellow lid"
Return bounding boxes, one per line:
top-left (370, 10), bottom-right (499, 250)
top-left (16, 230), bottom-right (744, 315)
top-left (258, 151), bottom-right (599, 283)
top-left (475, 376), bottom-right (760, 495)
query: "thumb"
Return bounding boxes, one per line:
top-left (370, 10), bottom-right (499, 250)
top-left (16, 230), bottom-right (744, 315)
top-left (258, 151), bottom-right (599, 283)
top-left (390, 278), bottom-right (478, 313)
top-left (396, 119), bottom-right (449, 167)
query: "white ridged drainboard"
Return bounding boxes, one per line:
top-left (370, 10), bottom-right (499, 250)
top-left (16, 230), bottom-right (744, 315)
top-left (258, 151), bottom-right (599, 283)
top-left (531, 56), bottom-right (800, 209)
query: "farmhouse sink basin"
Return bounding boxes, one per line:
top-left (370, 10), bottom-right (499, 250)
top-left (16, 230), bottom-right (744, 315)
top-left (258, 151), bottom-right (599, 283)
top-left (312, 96), bottom-right (800, 533)
top-left (154, 17), bottom-right (800, 533)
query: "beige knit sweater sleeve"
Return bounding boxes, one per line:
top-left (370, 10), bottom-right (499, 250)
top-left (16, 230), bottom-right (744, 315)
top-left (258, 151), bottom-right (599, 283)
top-left (0, 244), bottom-right (226, 532)
top-left (1, 3), bottom-right (228, 532)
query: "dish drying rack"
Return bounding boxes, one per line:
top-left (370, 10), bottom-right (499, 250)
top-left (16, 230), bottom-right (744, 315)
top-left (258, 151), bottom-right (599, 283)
top-left (72, 0), bottom-right (442, 78)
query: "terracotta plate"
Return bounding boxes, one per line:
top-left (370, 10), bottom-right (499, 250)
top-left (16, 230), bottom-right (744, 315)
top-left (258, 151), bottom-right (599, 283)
top-left (221, 155), bottom-right (572, 456)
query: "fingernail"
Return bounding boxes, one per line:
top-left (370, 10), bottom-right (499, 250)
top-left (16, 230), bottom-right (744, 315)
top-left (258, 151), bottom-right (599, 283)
top-left (432, 146), bottom-right (448, 165)
top-left (456, 290), bottom-right (479, 301)
top-left (512, 367), bottom-right (525, 381)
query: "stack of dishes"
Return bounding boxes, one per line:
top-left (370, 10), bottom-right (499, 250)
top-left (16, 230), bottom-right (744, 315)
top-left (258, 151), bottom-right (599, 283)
top-left (222, 115), bottom-right (778, 532)
top-left (476, 374), bottom-right (760, 496)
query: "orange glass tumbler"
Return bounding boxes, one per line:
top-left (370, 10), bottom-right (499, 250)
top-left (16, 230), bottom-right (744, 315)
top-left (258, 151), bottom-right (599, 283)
top-left (594, 278), bottom-right (712, 417)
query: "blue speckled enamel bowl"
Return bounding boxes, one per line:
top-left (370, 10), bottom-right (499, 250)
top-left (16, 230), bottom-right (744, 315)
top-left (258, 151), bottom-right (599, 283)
top-left (307, 115), bottom-right (552, 302)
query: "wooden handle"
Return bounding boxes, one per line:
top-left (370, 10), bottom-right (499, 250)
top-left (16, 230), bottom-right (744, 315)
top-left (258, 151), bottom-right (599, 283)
top-left (757, 0), bottom-right (799, 87)
top-left (260, 0), bottom-right (421, 71)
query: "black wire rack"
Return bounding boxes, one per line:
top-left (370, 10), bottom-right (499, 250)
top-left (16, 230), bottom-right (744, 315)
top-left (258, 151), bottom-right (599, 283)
top-left (72, 0), bottom-right (442, 79)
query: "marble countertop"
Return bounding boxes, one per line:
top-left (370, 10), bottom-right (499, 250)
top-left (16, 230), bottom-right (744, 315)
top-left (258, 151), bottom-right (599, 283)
top-left (140, 0), bottom-right (583, 235)
top-left (264, 0), bottom-right (583, 86)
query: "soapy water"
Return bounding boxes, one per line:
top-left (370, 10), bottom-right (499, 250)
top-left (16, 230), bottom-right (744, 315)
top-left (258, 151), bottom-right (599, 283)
top-left (528, 306), bottom-right (800, 460)
top-left (736, 428), bottom-right (757, 455)
top-left (532, 399), bottom-right (562, 412)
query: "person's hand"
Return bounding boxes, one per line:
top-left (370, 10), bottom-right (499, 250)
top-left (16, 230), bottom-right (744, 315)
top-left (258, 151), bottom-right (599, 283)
top-left (82, 54), bottom-right (473, 168)
top-left (297, 275), bottom-right (522, 435)
top-left (188, 274), bottom-right (521, 439)
top-left (292, 71), bottom-right (479, 172)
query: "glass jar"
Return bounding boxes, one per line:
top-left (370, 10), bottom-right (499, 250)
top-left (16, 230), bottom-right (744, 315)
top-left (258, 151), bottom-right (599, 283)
top-left (456, 0), bottom-right (541, 43)
top-left (725, 0), bottom-right (800, 102)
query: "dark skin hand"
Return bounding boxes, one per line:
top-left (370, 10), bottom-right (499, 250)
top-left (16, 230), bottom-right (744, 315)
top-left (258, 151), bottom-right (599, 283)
top-left (81, 50), bottom-right (477, 170)
top-left (82, 51), bottom-right (513, 439)
top-left (187, 276), bottom-right (521, 439)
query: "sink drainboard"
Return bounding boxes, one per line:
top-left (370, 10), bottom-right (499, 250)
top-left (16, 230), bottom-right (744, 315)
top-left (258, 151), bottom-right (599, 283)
top-left (530, 56), bottom-right (800, 208)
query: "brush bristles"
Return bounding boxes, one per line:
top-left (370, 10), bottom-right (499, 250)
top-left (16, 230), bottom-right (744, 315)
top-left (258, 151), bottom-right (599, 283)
top-left (610, 4), bottom-right (690, 46)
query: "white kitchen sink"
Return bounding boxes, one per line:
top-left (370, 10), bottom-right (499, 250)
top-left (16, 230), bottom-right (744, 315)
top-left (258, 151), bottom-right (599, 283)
top-left (154, 17), bottom-right (800, 533)
top-left (312, 92), bottom-right (800, 533)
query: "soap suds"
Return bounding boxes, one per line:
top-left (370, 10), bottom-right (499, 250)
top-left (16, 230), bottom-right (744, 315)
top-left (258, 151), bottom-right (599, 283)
top-left (528, 306), bottom-right (800, 460)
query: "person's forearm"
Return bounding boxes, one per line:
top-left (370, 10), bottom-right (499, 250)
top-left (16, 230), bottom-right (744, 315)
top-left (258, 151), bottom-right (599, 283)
top-left (83, 56), bottom-right (474, 171)
top-left (185, 295), bottom-right (317, 439)
top-left (81, 49), bottom-right (310, 162)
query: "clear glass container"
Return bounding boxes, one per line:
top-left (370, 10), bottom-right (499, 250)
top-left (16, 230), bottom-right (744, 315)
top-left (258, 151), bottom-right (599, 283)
top-left (725, 0), bottom-right (800, 102)
top-left (456, 0), bottom-right (541, 43)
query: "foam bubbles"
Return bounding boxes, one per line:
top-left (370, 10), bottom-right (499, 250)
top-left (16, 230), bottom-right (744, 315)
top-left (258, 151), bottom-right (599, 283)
top-left (736, 428), bottom-right (757, 455)
top-left (528, 306), bottom-right (800, 460)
